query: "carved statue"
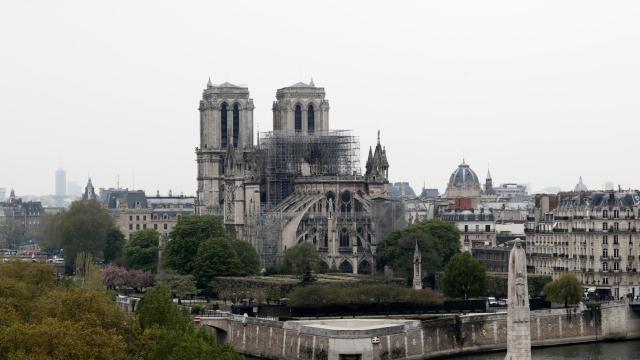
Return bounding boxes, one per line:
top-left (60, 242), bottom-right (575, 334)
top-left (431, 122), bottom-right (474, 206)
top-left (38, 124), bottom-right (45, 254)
top-left (505, 239), bottom-right (531, 360)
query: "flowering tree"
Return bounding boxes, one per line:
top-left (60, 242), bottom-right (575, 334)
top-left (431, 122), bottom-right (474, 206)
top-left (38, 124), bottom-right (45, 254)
top-left (103, 265), bottom-right (128, 289)
top-left (127, 270), bottom-right (155, 292)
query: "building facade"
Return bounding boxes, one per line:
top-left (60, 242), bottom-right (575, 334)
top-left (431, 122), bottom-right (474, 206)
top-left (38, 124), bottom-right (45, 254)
top-left (0, 190), bottom-right (44, 246)
top-left (526, 191), bottom-right (640, 299)
top-left (195, 80), bottom-right (394, 271)
top-left (440, 209), bottom-right (496, 251)
top-left (100, 188), bottom-right (195, 241)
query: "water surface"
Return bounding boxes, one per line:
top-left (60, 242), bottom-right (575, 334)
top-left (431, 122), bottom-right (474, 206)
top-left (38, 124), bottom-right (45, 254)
top-left (447, 340), bottom-right (640, 360)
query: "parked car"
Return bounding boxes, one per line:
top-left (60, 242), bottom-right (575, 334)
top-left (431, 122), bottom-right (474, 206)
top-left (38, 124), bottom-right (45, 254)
top-left (488, 297), bottom-right (498, 307)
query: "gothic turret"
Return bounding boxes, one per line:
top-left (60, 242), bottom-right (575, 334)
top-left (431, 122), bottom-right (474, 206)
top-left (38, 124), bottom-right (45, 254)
top-left (365, 130), bottom-right (389, 182)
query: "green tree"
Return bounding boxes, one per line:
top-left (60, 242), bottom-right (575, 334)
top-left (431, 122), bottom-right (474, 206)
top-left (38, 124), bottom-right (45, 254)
top-left (543, 273), bottom-right (583, 307)
top-left (45, 200), bottom-right (114, 273)
top-left (230, 240), bottom-right (261, 276)
top-left (442, 252), bottom-right (487, 299)
top-left (156, 270), bottom-right (200, 303)
top-left (123, 229), bottom-right (160, 273)
top-left (104, 228), bottom-right (126, 264)
top-left (137, 284), bottom-right (189, 331)
top-left (528, 275), bottom-right (553, 297)
top-left (192, 237), bottom-right (242, 287)
top-left (276, 242), bottom-right (322, 277)
top-left (0, 219), bottom-right (25, 249)
top-left (138, 284), bottom-right (242, 360)
top-left (164, 216), bottom-right (227, 274)
top-left (376, 219), bottom-right (460, 282)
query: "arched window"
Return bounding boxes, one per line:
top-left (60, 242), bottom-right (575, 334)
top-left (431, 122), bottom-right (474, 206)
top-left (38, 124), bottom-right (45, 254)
top-left (220, 103), bottom-right (228, 147)
top-left (339, 228), bottom-right (349, 247)
top-left (232, 104), bottom-right (240, 147)
top-left (294, 104), bottom-right (302, 132)
top-left (340, 191), bottom-right (352, 213)
top-left (307, 104), bottom-right (315, 134)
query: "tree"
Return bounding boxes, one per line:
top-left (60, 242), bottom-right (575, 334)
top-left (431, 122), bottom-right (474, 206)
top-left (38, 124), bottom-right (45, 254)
top-left (192, 237), bottom-right (242, 287)
top-left (127, 270), bottom-right (155, 292)
top-left (0, 219), bottom-right (25, 249)
top-left (104, 228), bottom-right (126, 264)
top-left (276, 242), bottom-right (322, 277)
top-left (442, 252), bottom-right (487, 299)
top-left (164, 216), bottom-right (227, 274)
top-left (103, 265), bottom-right (129, 289)
top-left (138, 284), bottom-right (242, 360)
top-left (230, 240), bottom-right (261, 276)
top-left (376, 219), bottom-right (460, 283)
top-left (156, 270), bottom-right (200, 302)
top-left (45, 200), bottom-right (114, 273)
top-left (543, 273), bottom-right (583, 307)
top-left (123, 229), bottom-right (159, 273)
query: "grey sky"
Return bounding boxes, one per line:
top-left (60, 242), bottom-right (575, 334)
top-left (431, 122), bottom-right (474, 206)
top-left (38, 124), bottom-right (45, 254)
top-left (1, 1), bottom-right (639, 196)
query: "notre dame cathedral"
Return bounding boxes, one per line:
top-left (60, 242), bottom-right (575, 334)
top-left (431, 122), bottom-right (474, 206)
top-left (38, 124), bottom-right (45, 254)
top-left (195, 79), bottom-right (403, 273)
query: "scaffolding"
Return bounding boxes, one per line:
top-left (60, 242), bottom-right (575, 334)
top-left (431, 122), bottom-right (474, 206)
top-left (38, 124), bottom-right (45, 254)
top-left (257, 129), bottom-right (361, 208)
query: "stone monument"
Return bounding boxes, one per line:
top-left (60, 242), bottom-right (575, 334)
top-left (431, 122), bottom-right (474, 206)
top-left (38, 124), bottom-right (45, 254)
top-left (505, 239), bottom-right (531, 360)
top-left (412, 241), bottom-right (422, 290)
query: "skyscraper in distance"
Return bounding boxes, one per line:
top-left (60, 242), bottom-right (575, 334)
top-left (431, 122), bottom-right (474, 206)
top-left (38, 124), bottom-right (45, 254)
top-left (55, 168), bottom-right (66, 197)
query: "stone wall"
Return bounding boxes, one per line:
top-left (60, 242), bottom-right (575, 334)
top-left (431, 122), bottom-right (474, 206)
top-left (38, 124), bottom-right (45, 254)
top-left (201, 302), bottom-right (640, 360)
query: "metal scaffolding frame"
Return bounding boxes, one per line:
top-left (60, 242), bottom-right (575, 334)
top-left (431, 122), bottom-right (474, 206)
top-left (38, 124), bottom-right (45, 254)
top-left (257, 129), bottom-right (361, 208)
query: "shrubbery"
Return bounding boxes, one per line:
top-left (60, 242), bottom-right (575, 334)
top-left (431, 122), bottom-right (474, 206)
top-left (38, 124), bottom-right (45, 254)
top-left (287, 283), bottom-right (443, 307)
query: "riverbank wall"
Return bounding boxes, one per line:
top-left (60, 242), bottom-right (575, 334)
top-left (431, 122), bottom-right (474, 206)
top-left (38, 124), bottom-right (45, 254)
top-left (200, 301), bottom-right (640, 360)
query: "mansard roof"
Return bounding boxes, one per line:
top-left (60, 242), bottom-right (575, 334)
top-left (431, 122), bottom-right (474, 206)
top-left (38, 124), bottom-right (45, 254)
top-left (557, 191), bottom-right (640, 209)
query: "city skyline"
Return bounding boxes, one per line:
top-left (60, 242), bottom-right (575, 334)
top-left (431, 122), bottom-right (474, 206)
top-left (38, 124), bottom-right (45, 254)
top-left (2, 1), bottom-right (639, 196)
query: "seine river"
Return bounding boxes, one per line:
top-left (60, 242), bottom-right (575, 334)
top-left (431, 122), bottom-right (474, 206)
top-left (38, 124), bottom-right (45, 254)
top-left (446, 340), bottom-right (640, 360)
top-left (245, 340), bottom-right (640, 359)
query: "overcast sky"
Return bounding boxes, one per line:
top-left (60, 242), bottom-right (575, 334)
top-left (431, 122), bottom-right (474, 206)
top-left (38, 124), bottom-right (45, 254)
top-left (1, 1), bottom-right (639, 197)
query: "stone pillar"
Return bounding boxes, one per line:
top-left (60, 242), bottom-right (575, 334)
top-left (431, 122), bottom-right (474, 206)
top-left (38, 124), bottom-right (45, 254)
top-left (504, 239), bottom-right (531, 360)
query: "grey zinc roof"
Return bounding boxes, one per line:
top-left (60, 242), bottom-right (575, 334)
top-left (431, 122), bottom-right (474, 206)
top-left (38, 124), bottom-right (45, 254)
top-left (448, 163), bottom-right (480, 187)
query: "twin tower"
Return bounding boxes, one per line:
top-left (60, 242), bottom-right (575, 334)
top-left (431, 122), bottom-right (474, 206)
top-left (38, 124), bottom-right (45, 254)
top-left (198, 79), bottom-right (330, 152)
top-left (196, 79), bottom-right (331, 216)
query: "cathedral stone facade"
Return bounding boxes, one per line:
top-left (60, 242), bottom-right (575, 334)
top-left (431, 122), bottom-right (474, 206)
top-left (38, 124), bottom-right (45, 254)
top-left (196, 80), bottom-right (393, 272)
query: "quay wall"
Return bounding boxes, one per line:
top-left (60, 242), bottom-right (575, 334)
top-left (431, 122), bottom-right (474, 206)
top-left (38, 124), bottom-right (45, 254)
top-left (201, 302), bottom-right (640, 360)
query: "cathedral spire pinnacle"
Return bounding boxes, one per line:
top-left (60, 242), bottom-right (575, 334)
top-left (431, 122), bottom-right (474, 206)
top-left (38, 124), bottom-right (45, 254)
top-left (207, 77), bottom-right (213, 88)
top-left (309, 78), bottom-right (315, 87)
top-left (377, 130), bottom-right (380, 144)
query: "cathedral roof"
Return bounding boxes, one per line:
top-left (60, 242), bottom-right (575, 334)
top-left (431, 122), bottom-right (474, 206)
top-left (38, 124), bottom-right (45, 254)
top-left (217, 81), bottom-right (242, 88)
top-left (288, 81), bottom-right (316, 88)
top-left (448, 161), bottom-right (480, 187)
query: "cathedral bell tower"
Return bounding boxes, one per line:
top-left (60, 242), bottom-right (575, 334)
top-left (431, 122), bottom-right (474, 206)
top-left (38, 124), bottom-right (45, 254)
top-left (272, 79), bottom-right (329, 134)
top-left (196, 79), bottom-right (254, 216)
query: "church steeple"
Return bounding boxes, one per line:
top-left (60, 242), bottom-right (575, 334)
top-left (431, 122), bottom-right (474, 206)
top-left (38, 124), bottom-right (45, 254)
top-left (82, 177), bottom-right (97, 201)
top-left (485, 167), bottom-right (495, 195)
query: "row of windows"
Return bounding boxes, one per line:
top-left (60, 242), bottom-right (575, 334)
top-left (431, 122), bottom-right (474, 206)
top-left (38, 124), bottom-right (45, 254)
top-left (129, 214), bottom-right (172, 221)
top-left (129, 223), bottom-right (169, 231)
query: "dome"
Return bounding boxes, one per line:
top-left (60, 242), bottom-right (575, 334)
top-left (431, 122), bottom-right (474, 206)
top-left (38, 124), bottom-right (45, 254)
top-left (448, 162), bottom-right (480, 187)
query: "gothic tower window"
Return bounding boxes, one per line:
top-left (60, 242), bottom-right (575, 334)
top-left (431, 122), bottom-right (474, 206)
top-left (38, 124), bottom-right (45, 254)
top-left (307, 104), bottom-right (315, 134)
top-left (220, 103), bottom-right (228, 147)
top-left (232, 103), bottom-right (240, 147)
top-left (295, 104), bottom-right (302, 132)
